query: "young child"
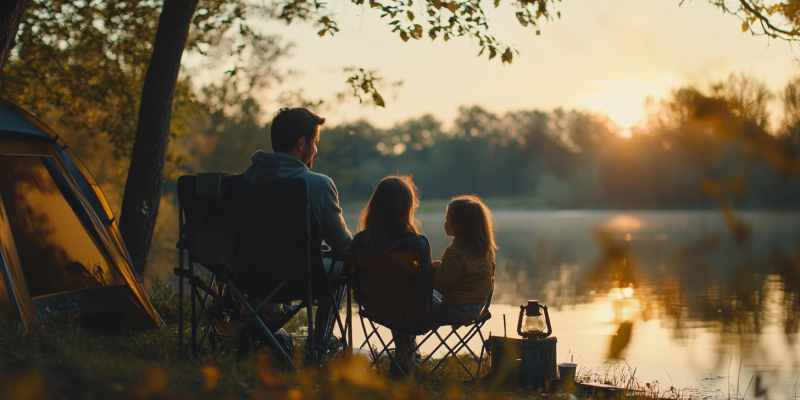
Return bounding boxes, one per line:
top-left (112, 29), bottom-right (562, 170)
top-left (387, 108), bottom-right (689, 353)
top-left (431, 195), bottom-right (497, 325)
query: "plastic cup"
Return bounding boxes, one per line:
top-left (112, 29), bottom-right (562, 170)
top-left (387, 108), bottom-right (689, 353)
top-left (557, 363), bottom-right (578, 383)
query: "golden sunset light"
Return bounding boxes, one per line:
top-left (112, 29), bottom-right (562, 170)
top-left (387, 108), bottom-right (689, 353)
top-left (3, 0), bottom-right (800, 398)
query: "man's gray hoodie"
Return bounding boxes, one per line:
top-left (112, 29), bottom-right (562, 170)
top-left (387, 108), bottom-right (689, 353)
top-left (243, 151), bottom-right (352, 258)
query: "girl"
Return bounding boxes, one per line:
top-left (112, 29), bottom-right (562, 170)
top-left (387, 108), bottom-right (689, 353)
top-left (351, 174), bottom-right (430, 376)
top-left (431, 195), bottom-right (497, 326)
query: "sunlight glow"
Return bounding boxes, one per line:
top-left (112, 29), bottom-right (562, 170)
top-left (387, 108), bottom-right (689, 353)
top-left (581, 75), bottom-right (681, 133)
top-left (604, 215), bottom-right (645, 232)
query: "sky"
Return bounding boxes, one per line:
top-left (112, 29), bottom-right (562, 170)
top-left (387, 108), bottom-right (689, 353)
top-left (209, 0), bottom-right (800, 131)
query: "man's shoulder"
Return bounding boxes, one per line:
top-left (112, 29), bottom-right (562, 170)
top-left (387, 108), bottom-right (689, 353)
top-left (295, 170), bottom-right (334, 188)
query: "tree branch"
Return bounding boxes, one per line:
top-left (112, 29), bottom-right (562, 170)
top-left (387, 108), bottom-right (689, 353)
top-left (737, 0), bottom-right (796, 38)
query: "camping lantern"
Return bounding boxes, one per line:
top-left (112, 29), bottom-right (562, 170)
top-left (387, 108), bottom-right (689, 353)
top-left (517, 300), bottom-right (552, 339)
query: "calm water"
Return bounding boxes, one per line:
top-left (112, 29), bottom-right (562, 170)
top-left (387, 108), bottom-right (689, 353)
top-left (343, 210), bottom-right (800, 398)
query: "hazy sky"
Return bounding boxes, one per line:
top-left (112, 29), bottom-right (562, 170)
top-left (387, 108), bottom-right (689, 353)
top-left (222, 0), bottom-right (799, 131)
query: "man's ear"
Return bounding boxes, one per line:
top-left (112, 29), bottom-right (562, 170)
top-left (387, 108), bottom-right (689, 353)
top-left (295, 136), bottom-right (307, 153)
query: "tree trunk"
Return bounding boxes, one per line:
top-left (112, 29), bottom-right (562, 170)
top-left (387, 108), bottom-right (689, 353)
top-left (0, 0), bottom-right (29, 71)
top-left (119, 0), bottom-right (199, 278)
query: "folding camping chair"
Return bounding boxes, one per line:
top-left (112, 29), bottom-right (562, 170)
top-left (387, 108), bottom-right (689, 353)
top-left (351, 246), bottom-right (434, 378)
top-left (174, 173), bottom-right (352, 367)
top-left (353, 239), bottom-right (492, 380)
top-left (416, 285), bottom-right (493, 380)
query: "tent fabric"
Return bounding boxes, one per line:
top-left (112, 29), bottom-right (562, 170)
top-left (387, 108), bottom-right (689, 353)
top-left (0, 99), bottom-right (113, 226)
top-left (0, 99), bottom-right (159, 330)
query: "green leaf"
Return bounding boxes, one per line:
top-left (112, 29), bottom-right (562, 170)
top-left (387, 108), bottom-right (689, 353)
top-left (501, 48), bottom-right (512, 63)
top-left (477, 46), bottom-right (485, 56)
top-left (413, 24), bottom-right (423, 38)
top-left (372, 92), bottom-right (386, 107)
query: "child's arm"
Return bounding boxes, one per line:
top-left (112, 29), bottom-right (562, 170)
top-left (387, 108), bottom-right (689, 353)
top-left (433, 247), bottom-right (465, 293)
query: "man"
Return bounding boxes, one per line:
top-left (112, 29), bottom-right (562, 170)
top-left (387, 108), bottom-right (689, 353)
top-left (243, 107), bottom-right (352, 258)
top-left (243, 107), bottom-right (352, 363)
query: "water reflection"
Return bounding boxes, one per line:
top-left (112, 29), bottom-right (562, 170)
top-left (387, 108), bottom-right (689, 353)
top-left (342, 209), bottom-right (800, 396)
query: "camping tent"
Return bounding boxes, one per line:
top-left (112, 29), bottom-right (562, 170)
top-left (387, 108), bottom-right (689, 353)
top-left (0, 99), bottom-right (159, 330)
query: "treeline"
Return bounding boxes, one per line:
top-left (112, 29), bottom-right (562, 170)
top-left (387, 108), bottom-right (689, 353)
top-left (177, 75), bottom-right (800, 210)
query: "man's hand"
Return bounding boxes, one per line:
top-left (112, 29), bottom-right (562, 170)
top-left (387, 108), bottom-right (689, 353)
top-left (432, 260), bottom-right (442, 269)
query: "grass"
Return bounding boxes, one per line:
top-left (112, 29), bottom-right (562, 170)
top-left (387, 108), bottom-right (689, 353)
top-left (0, 281), bottom-right (696, 400)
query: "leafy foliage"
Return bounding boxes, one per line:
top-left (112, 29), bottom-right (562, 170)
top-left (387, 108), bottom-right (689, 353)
top-left (270, 0), bottom-right (561, 64)
top-left (0, 0), bottom-right (287, 158)
top-left (709, 0), bottom-right (800, 41)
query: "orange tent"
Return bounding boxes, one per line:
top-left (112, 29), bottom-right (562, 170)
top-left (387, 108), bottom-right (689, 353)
top-left (0, 99), bottom-right (159, 330)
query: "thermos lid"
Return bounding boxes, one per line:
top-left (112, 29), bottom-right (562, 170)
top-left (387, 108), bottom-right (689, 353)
top-left (526, 300), bottom-right (542, 316)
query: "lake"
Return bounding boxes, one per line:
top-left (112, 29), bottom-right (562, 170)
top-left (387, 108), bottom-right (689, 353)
top-left (343, 210), bottom-right (800, 398)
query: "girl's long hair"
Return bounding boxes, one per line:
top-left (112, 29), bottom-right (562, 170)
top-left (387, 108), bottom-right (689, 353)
top-left (447, 195), bottom-right (497, 259)
top-left (358, 174), bottom-right (421, 250)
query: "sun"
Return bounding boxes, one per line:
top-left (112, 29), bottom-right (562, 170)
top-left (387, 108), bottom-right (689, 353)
top-left (581, 75), bottom-right (681, 136)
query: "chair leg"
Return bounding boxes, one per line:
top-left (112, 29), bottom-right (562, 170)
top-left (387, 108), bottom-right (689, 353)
top-left (188, 275), bottom-right (218, 356)
top-left (346, 285), bottom-right (353, 357)
top-left (190, 274), bottom-right (216, 341)
top-left (219, 275), bottom-right (295, 367)
top-left (197, 318), bottom-right (215, 357)
top-left (218, 281), bottom-right (287, 353)
top-left (359, 314), bottom-right (381, 367)
top-left (177, 205), bottom-right (185, 359)
top-left (422, 322), bottom-right (489, 381)
top-left (421, 328), bottom-right (458, 366)
top-left (475, 327), bottom-right (488, 379)
top-left (319, 287), bottom-right (346, 364)
top-left (190, 261), bottom-right (197, 356)
top-left (429, 330), bottom-right (475, 380)
top-left (367, 319), bottom-right (405, 378)
top-left (450, 326), bottom-right (481, 361)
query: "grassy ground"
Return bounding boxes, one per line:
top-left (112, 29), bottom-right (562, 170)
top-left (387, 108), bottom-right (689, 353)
top-left (0, 282), bottom-right (684, 400)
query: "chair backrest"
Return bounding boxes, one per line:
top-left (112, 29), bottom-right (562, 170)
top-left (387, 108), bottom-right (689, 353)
top-left (178, 174), bottom-right (324, 302)
top-left (352, 248), bottom-right (433, 335)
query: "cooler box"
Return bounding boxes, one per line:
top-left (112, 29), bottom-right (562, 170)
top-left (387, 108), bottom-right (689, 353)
top-left (490, 336), bottom-right (558, 390)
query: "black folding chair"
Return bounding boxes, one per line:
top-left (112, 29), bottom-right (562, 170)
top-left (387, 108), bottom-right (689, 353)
top-left (351, 246), bottom-right (434, 378)
top-left (416, 285), bottom-right (493, 380)
top-left (175, 173), bottom-right (351, 367)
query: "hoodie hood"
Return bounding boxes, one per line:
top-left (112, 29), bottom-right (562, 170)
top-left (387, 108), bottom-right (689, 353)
top-left (243, 151), bottom-right (308, 185)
